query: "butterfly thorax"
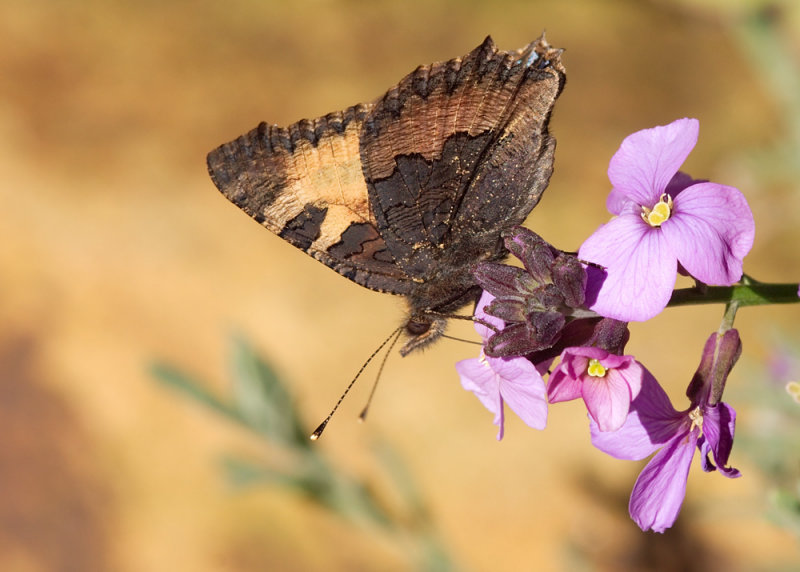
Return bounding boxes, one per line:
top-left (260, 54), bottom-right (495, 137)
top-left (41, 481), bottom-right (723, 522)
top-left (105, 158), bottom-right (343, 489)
top-left (399, 236), bottom-right (506, 355)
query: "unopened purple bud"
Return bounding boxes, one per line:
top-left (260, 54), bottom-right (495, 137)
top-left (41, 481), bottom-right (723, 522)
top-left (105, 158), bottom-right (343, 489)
top-left (526, 310), bottom-right (565, 347)
top-left (588, 318), bottom-right (630, 355)
top-left (473, 262), bottom-right (529, 299)
top-left (552, 254), bottom-right (587, 308)
top-left (485, 298), bottom-right (528, 324)
top-left (527, 283), bottom-right (564, 311)
top-left (484, 311), bottom-right (564, 358)
top-left (686, 329), bottom-right (742, 406)
top-left (524, 317), bottom-right (630, 366)
top-left (485, 322), bottom-right (539, 357)
top-left (503, 226), bottom-right (556, 283)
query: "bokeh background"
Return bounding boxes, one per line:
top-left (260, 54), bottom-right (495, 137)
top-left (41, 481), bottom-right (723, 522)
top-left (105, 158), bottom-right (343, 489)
top-left (3, 0), bottom-right (800, 570)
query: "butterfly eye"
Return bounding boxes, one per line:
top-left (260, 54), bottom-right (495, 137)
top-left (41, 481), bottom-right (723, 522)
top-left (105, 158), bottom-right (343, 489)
top-left (406, 319), bottom-right (432, 336)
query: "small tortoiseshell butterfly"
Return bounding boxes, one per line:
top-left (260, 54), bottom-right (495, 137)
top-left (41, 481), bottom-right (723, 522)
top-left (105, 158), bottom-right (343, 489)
top-left (207, 36), bottom-right (565, 355)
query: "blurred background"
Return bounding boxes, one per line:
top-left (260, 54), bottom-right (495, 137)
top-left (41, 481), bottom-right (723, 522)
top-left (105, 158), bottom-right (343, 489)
top-left (3, 0), bottom-right (800, 570)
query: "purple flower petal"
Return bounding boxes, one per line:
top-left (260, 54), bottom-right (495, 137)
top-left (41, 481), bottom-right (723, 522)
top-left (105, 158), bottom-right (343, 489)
top-left (494, 357), bottom-right (548, 431)
top-left (474, 290), bottom-right (502, 339)
top-left (664, 171), bottom-right (698, 196)
top-left (665, 182), bottom-right (755, 285)
top-left (630, 373), bottom-right (685, 440)
top-left (580, 216), bottom-right (677, 321)
top-left (629, 429), bottom-right (697, 533)
top-left (547, 358), bottom-right (584, 403)
top-left (494, 403), bottom-right (505, 440)
top-left (534, 357), bottom-right (555, 376)
top-left (456, 351), bottom-right (547, 440)
top-left (699, 402), bottom-right (741, 478)
top-left (564, 346), bottom-right (630, 367)
top-left (590, 408), bottom-right (660, 461)
top-left (616, 358), bottom-right (644, 400)
top-left (608, 118), bottom-right (699, 206)
top-left (698, 436), bottom-right (713, 472)
top-left (550, 349), bottom-right (641, 432)
top-left (590, 371), bottom-right (680, 460)
top-left (606, 187), bottom-right (634, 215)
top-left (582, 368), bottom-right (632, 432)
top-left (456, 356), bottom-right (503, 421)
top-left (548, 347), bottom-right (628, 403)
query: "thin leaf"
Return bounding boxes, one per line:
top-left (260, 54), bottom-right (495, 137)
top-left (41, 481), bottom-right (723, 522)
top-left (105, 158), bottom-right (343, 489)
top-left (229, 336), bottom-right (309, 447)
top-left (220, 455), bottom-right (298, 489)
top-left (151, 362), bottom-right (243, 424)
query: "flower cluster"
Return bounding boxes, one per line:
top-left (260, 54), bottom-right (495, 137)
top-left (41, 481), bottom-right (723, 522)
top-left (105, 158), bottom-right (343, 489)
top-left (456, 118), bottom-right (754, 532)
top-left (580, 118), bottom-right (754, 321)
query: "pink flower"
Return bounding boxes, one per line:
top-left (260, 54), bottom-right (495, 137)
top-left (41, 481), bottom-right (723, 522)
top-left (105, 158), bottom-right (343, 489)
top-left (548, 348), bottom-right (644, 432)
top-left (455, 291), bottom-right (548, 440)
top-left (579, 118), bottom-right (755, 321)
top-left (590, 330), bottom-right (742, 532)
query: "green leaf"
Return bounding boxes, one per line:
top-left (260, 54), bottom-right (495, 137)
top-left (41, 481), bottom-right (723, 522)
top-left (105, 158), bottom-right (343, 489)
top-left (220, 455), bottom-right (298, 488)
top-left (229, 336), bottom-right (309, 448)
top-left (150, 362), bottom-right (243, 424)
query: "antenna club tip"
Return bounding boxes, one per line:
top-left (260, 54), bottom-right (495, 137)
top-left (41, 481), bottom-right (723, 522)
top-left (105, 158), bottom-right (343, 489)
top-left (310, 418), bottom-right (329, 440)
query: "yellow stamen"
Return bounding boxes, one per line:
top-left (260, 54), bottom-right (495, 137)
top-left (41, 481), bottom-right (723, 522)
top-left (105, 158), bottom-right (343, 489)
top-left (641, 193), bottom-right (673, 227)
top-left (587, 358), bottom-right (607, 377)
top-left (688, 406), bottom-right (703, 431)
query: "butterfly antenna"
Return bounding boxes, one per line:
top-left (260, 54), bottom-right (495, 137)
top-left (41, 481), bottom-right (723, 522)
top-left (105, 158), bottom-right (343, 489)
top-left (310, 326), bottom-right (404, 440)
top-left (425, 309), bottom-right (500, 335)
top-left (440, 333), bottom-right (482, 346)
top-left (358, 327), bottom-right (403, 423)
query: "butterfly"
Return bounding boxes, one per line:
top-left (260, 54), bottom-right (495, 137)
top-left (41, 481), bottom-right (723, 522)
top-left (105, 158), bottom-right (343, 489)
top-left (207, 35), bottom-right (565, 356)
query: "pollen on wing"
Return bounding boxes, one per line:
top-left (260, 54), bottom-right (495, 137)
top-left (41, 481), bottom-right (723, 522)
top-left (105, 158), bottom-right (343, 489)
top-left (587, 358), bottom-right (607, 377)
top-left (640, 194), bottom-right (673, 227)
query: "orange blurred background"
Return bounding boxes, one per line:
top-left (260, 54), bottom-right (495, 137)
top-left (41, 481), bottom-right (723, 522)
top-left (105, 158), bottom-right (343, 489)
top-left (3, 0), bottom-right (800, 570)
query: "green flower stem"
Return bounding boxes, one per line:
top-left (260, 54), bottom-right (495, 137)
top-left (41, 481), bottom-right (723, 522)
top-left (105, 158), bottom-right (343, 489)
top-left (668, 279), bottom-right (799, 309)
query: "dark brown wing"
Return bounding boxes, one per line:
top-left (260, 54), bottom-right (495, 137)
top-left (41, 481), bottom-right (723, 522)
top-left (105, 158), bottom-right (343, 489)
top-left (206, 35), bottom-right (565, 298)
top-left (207, 104), bottom-right (419, 294)
top-left (360, 35), bottom-right (565, 281)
